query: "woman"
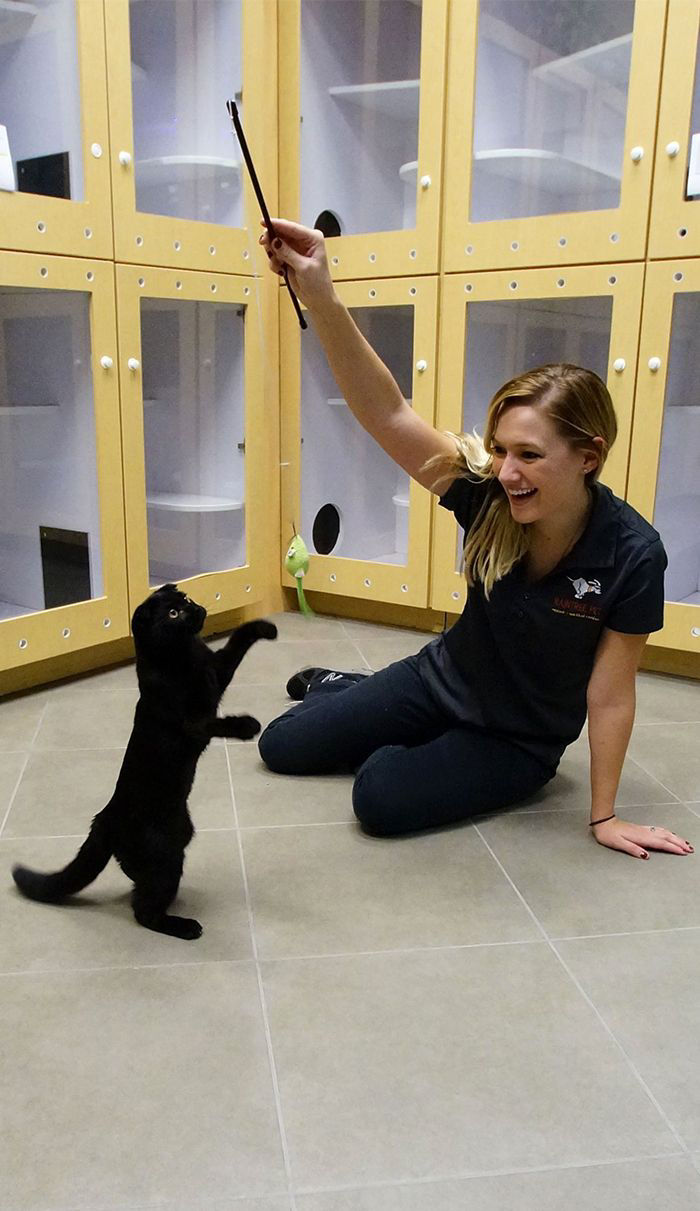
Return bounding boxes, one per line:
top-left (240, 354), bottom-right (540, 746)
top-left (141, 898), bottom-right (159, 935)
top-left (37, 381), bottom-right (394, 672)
top-left (257, 218), bottom-right (693, 861)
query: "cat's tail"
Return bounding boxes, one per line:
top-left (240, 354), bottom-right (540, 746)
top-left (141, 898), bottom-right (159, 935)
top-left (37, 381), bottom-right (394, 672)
top-left (12, 814), bottom-right (112, 903)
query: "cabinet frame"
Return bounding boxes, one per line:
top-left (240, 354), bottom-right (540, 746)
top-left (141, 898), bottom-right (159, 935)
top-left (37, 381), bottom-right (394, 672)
top-left (649, 0), bottom-right (700, 260)
top-left (430, 263), bottom-right (645, 614)
top-left (105, 0), bottom-right (277, 275)
top-left (278, 0), bottom-right (448, 281)
top-left (0, 252), bottom-right (129, 671)
top-left (116, 264), bottom-right (267, 619)
top-left (0, 0), bottom-right (113, 260)
top-left (627, 258), bottom-right (700, 654)
top-left (442, 0), bottom-right (665, 273)
top-left (280, 276), bottom-right (439, 607)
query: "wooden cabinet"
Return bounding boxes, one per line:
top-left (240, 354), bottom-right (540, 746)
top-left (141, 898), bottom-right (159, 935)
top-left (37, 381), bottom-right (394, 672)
top-left (116, 264), bottom-right (268, 619)
top-left (649, 0), bottom-right (700, 260)
top-left (280, 276), bottom-right (438, 607)
top-left (278, 0), bottom-right (448, 280)
top-left (0, 251), bottom-right (129, 672)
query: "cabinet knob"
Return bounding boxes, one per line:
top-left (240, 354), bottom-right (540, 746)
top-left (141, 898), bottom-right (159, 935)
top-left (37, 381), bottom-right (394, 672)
top-left (630, 146), bottom-right (644, 163)
top-left (612, 358), bottom-right (625, 373)
top-left (420, 175), bottom-right (431, 189)
top-left (416, 359), bottom-right (428, 372)
top-left (691, 627), bottom-right (700, 639)
top-left (100, 355), bottom-right (113, 370)
top-left (118, 150), bottom-right (132, 167)
top-left (127, 357), bottom-right (141, 371)
top-left (648, 356), bottom-right (661, 372)
top-left (666, 141), bottom-right (681, 158)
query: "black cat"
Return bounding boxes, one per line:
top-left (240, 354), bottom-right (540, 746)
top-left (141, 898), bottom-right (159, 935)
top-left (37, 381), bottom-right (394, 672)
top-left (12, 584), bottom-right (277, 940)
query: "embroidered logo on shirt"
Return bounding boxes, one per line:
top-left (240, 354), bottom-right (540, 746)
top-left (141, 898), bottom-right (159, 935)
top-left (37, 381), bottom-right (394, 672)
top-left (567, 576), bottom-right (602, 600)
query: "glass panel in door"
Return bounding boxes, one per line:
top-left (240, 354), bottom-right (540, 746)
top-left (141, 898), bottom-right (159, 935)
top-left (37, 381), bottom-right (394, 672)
top-left (300, 0), bottom-right (423, 237)
top-left (140, 298), bottom-right (246, 586)
top-left (129, 0), bottom-right (243, 225)
top-left (0, 289), bottom-right (102, 618)
top-left (470, 0), bottom-right (635, 221)
top-left (0, 0), bottom-right (83, 201)
top-left (301, 305), bottom-right (413, 563)
top-left (652, 293), bottom-right (700, 606)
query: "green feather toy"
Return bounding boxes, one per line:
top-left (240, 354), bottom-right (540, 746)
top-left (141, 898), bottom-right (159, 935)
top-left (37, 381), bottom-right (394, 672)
top-left (285, 529), bottom-right (314, 617)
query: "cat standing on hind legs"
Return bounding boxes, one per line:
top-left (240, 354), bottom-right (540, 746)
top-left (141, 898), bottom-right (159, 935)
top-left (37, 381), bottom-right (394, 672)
top-left (11, 584), bottom-right (277, 940)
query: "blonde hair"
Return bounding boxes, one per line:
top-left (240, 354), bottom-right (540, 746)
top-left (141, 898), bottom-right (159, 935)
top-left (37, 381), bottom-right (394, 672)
top-left (427, 364), bottom-right (618, 599)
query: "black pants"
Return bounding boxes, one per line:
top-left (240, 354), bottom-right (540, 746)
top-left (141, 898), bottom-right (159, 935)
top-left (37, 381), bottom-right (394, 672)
top-left (258, 653), bottom-right (556, 836)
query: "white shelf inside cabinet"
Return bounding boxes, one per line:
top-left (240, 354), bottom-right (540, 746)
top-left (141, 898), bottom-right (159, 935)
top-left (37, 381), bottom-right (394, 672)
top-left (135, 156), bottom-right (241, 187)
top-left (0, 0), bottom-right (38, 33)
top-left (532, 33), bottom-right (633, 92)
top-left (0, 600), bottom-right (35, 621)
top-left (328, 80), bottom-right (420, 122)
top-left (147, 493), bottom-right (243, 513)
top-left (473, 148), bottom-right (621, 191)
top-left (327, 397), bottom-right (347, 407)
top-left (392, 494), bottom-right (409, 507)
top-left (0, 406), bottom-right (57, 415)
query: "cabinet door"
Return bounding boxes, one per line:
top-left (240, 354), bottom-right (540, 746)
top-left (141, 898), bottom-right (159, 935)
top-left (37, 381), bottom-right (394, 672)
top-left (649, 0), bottom-right (700, 259)
top-left (0, 253), bottom-right (129, 671)
top-left (430, 264), bottom-right (644, 613)
top-left (280, 277), bottom-right (438, 606)
top-left (0, 0), bottom-right (112, 259)
top-left (105, 0), bottom-right (276, 273)
top-left (116, 265), bottom-right (266, 618)
top-left (443, 0), bottom-right (664, 273)
top-left (279, 0), bottom-right (447, 280)
top-left (628, 261), bottom-right (700, 654)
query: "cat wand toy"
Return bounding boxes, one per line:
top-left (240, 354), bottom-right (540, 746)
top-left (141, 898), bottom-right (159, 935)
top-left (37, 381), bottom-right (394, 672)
top-left (226, 99), bottom-right (307, 330)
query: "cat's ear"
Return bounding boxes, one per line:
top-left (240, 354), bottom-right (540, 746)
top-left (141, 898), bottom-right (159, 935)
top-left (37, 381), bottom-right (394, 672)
top-left (155, 582), bottom-right (178, 594)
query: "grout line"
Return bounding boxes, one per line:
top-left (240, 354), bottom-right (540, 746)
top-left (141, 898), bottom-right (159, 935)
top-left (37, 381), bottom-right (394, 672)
top-left (291, 1152), bottom-right (691, 1197)
top-left (0, 701), bottom-right (48, 839)
top-left (625, 754), bottom-right (683, 803)
top-left (0, 956), bottom-right (256, 980)
top-left (224, 742), bottom-right (298, 1211)
top-left (337, 619), bottom-right (375, 671)
top-left (472, 822), bottom-right (692, 1156)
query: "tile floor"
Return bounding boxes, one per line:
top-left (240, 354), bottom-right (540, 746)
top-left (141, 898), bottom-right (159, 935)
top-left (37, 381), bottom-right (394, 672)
top-left (2, 612), bottom-right (700, 1210)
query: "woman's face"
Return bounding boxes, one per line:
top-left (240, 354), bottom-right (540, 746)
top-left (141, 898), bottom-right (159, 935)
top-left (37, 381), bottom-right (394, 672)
top-left (490, 404), bottom-right (598, 525)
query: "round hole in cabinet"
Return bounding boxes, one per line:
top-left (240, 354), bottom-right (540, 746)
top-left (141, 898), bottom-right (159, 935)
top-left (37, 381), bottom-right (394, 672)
top-left (465, 284), bottom-right (473, 292)
top-left (314, 210), bottom-right (342, 238)
top-left (451, 591), bottom-right (460, 600)
top-left (209, 245), bottom-right (216, 255)
top-left (18, 638), bottom-right (28, 650)
top-left (245, 584), bottom-right (251, 593)
top-left (86, 271), bottom-right (94, 282)
top-left (62, 628), bottom-right (71, 639)
top-left (369, 289), bottom-right (377, 298)
top-left (244, 286), bottom-right (250, 295)
top-left (331, 256), bottom-right (339, 266)
top-left (175, 280), bottom-right (182, 290)
top-left (135, 235), bottom-right (143, 246)
top-left (409, 249), bottom-right (417, 259)
top-left (674, 272), bottom-right (684, 282)
top-left (678, 228), bottom-right (688, 238)
top-left (312, 503), bottom-right (341, 555)
top-left (401, 584), bottom-right (408, 593)
top-left (465, 245), bottom-right (474, 255)
top-left (210, 283), bottom-right (217, 293)
top-left (329, 573), bottom-right (337, 582)
top-left (174, 240), bottom-right (181, 252)
top-left (37, 221), bottom-right (46, 233)
top-left (557, 278), bottom-right (565, 288)
top-left (103, 618), bottom-right (111, 628)
top-left (509, 281), bottom-right (518, 291)
top-left (511, 241), bottom-right (519, 251)
top-left (243, 250), bottom-right (250, 260)
top-left (40, 267), bottom-right (48, 278)
top-left (138, 277), bottom-right (145, 288)
top-left (608, 275), bottom-right (617, 285)
top-left (610, 232), bottom-right (620, 243)
top-left (558, 236), bottom-right (567, 247)
top-left (84, 228), bottom-right (92, 239)
top-left (363, 578), bottom-right (372, 588)
top-left (409, 287), bottom-right (417, 296)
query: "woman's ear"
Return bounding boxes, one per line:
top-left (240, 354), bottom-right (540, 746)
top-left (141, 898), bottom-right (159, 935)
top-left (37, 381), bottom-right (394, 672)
top-left (583, 436), bottom-right (605, 475)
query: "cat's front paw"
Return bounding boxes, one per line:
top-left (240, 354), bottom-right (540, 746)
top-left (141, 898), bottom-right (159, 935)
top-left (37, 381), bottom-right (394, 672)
top-left (231, 714), bottom-right (261, 740)
top-left (253, 620), bottom-right (277, 641)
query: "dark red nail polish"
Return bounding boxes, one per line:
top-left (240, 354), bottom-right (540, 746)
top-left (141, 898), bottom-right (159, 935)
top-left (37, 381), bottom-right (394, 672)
top-left (273, 238), bottom-right (282, 249)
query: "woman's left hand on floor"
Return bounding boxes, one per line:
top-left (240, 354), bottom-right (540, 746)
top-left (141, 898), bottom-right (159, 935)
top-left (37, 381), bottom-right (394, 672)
top-left (591, 815), bottom-right (694, 859)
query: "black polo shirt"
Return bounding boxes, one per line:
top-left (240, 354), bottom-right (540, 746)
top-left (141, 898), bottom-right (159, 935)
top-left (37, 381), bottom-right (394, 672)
top-left (434, 475), bottom-right (667, 768)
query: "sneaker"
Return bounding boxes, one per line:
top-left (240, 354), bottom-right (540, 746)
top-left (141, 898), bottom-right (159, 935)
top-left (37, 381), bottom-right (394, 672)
top-left (285, 667), bottom-right (370, 701)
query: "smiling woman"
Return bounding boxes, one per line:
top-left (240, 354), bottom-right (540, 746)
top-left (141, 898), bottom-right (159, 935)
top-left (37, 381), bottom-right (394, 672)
top-left (256, 219), bottom-right (691, 863)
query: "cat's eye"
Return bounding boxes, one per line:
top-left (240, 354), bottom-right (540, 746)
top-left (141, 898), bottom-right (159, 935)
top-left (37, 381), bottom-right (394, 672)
top-left (169, 608), bottom-right (179, 618)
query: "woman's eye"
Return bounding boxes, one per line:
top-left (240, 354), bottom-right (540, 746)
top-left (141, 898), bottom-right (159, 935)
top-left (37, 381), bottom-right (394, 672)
top-left (169, 608), bottom-right (179, 618)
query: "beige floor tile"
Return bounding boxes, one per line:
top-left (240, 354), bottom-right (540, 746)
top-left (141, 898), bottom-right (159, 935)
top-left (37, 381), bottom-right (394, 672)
top-left (220, 685), bottom-right (294, 735)
top-left (558, 930), bottom-right (700, 1150)
top-left (341, 622), bottom-right (433, 671)
top-left (34, 689), bottom-right (137, 749)
top-left (1, 829), bottom-right (252, 972)
top-left (232, 745), bottom-right (354, 828)
top-left (0, 750), bottom-right (26, 822)
top-left (261, 947), bottom-right (678, 1190)
top-left (3, 748), bottom-right (125, 837)
top-left (1, 963), bottom-right (287, 1207)
top-left (627, 724), bottom-right (700, 802)
top-left (0, 691), bottom-right (50, 750)
top-left (635, 672), bottom-right (700, 724)
top-left (296, 1158), bottom-right (700, 1211)
top-left (123, 1200), bottom-right (292, 1211)
top-left (225, 637), bottom-right (370, 687)
top-left (243, 822), bottom-right (542, 959)
top-left (477, 805), bottom-right (699, 938)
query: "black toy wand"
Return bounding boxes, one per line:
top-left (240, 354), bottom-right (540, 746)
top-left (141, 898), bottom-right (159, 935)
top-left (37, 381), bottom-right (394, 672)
top-left (226, 99), bottom-right (307, 330)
